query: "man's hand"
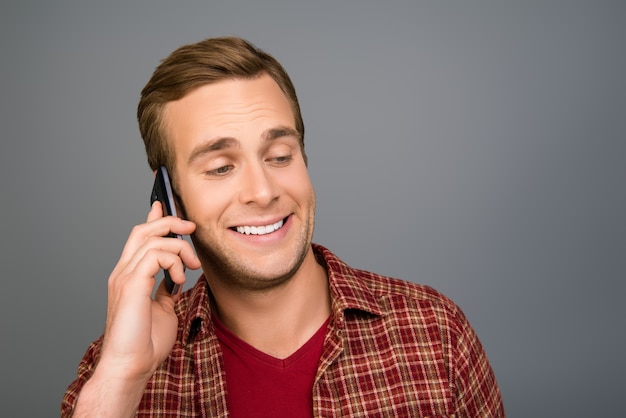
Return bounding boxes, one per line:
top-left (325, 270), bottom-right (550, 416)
top-left (73, 202), bottom-right (201, 417)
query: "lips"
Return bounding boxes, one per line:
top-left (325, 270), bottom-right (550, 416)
top-left (234, 218), bottom-right (286, 236)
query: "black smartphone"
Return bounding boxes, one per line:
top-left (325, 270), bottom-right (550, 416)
top-left (150, 165), bottom-right (183, 295)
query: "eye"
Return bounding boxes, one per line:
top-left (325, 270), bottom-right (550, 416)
top-left (265, 140), bottom-right (298, 167)
top-left (270, 155), bottom-right (293, 165)
top-left (206, 164), bottom-right (233, 176)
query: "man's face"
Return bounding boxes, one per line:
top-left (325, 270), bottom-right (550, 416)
top-left (163, 74), bottom-right (316, 292)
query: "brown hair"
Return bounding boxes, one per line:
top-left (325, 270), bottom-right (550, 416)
top-left (137, 36), bottom-right (306, 173)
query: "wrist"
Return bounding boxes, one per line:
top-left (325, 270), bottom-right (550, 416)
top-left (73, 366), bottom-right (151, 417)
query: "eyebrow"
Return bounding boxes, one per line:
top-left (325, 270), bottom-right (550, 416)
top-left (187, 137), bottom-right (239, 165)
top-left (264, 126), bottom-right (301, 142)
top-left (187, 126), bottom-right (301, 165)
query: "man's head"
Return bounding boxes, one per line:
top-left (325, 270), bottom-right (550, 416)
top-left (137, 37), bottom-right (316, 291)
top-left (137, 36), bottom-right (306, 175)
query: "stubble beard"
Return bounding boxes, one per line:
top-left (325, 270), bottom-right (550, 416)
top-left (190, 206), bottom-right (316, 294)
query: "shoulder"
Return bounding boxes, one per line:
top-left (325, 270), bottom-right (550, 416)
top-left (349, 266), bottom-right (468, 336)
top-left (355, 266), bottom-right (458, 309)
top-left (314, 243), bottom-right (467, 330)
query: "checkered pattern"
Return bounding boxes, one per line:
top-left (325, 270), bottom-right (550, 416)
top-left (62, 244), bottom-right (504, 417)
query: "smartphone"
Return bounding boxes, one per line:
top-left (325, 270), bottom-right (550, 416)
top-left (150, 165), bottom-right (183, 295)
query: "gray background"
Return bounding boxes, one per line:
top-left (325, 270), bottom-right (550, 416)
top-left (1, 1), bottom-right (624, 416)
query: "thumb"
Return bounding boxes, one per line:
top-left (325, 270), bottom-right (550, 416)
top-left (154, 276), bottom-right (182, 302)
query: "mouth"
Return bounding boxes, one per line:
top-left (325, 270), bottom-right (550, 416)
top-left (231, 216), bottom-right (288, 236)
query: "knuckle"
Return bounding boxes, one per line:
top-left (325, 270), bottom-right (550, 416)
top-left (130, 224), bottom-right (144, 236)
top-left (145, 247), bottom-right (162, 259)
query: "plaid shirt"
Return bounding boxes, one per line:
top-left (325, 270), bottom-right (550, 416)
top-left (62, 244), bottom-right (504, 417)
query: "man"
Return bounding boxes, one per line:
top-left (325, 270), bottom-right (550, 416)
top-left (62, 36), bottom-right (504, 417)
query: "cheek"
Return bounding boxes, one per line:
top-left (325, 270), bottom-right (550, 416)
top-left (288, 174), bottom-right (316, 208)
top-left (178, 182), bottom-right (223, 221)
top-left (188, 193), bottom-right (222, 220)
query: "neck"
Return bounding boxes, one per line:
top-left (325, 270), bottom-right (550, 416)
top-left (207, 247), bottom-right (331, 359)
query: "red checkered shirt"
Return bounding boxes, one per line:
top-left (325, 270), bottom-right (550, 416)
top-left (62, 244), bottom-right (505, 417)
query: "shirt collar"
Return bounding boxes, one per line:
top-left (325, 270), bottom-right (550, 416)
top-left (312, 243), bottom-right (385, 318)
top-left (178, 274), bottom-right (213, 346)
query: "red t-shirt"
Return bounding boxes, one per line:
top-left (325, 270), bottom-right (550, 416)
top-left (214, 315), bottom-right (330, 418)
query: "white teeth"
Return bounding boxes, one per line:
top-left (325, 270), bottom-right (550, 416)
top-left (236, 219), bottom-right (284, 235)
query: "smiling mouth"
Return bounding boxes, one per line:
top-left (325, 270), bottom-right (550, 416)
top-left (233, 217), bottom-right (287, 236)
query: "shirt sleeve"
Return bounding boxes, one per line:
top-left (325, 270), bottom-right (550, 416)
top-left (60, 336), bottom-right (104, 418)
top-left (453, 313), bottom-right (505, 417)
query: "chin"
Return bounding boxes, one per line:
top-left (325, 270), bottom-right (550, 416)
top-left (195, 243), bottom-right (308, 292)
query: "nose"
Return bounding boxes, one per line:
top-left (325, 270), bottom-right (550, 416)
top-left (238, 162), bottom-right (279, 207)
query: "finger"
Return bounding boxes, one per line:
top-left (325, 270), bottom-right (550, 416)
top-left (154, 276), bottom-right (183, 301)
top-left (145, 216), bottom-right (197, 240)
top-left (147, 200), bottom-right (164, 222)
top-left (147, 201), bottom-right (196, 237)
top-left (122, 234), bottom-right (200, 275)
top-left (113, 248), bottom-right (187, 297)
top-left (117, 217), bottom-right (197, 268)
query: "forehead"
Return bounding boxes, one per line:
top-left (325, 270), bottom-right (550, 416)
top-left (163, 75), bottom-right (294, 138)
